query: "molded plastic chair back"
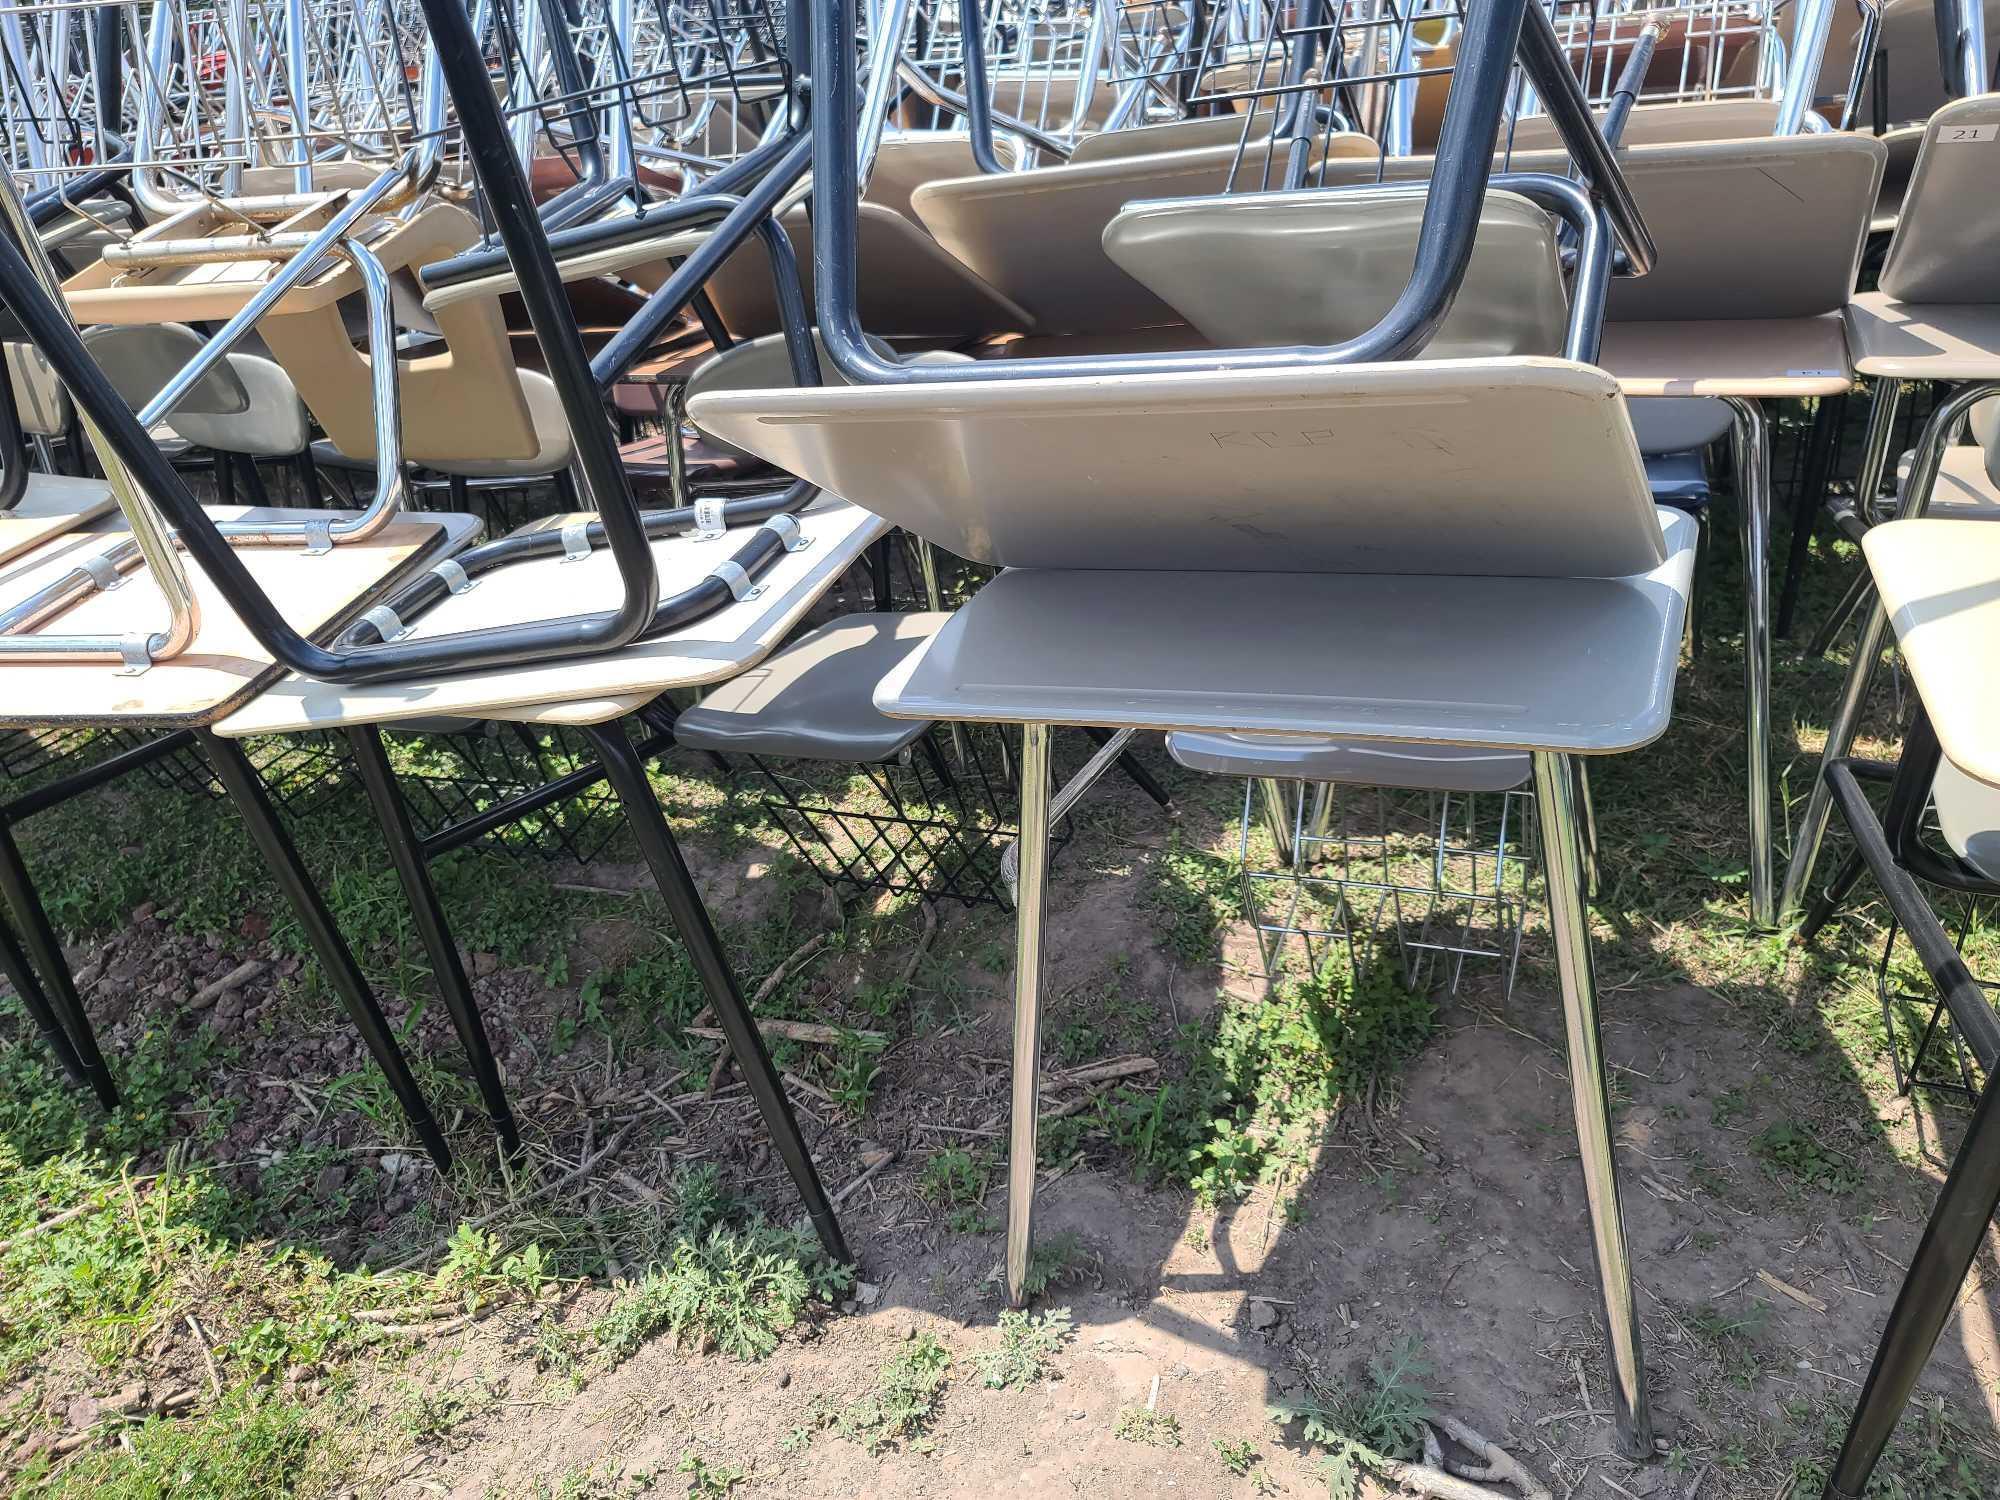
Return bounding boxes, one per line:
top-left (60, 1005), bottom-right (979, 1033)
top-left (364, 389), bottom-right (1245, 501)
top-left (1104, 186), bottom-right (1567, 357)
top-left (1878, 94), bottom-right (2000, 306)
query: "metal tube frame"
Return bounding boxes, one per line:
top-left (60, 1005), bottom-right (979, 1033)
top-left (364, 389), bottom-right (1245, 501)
top-left (1724, 396), bottom-right (1777, 927)
top-left (1533, 749), bottom-right (1654, 1461)
top-left (583, 714), bottom-right (849, 1260)
top-left (1005, 722), bottom-right (1054, 1306)
top-left (1778, 378), bottom-right (2000, 918)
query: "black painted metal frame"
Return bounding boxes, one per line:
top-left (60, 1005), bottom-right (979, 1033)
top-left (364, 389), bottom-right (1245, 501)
top-left (1798, 707), bottom-right (2000, 1498)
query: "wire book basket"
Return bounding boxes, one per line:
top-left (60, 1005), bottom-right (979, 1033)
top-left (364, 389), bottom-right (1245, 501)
top-left (1240, 780), bottom-right (1535, 999)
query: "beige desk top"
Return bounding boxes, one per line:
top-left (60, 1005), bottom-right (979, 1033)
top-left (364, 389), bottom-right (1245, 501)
top-left (1846, 293), bottom-right (2000, 381)
top-left (1864, 517), bottom-right (2000, 788)
top-left (1598, 316), bottom-right (1854, 399)
top-left (215, 499), bottom-right (889, 737)
top-left (0, 472), bottom-right (120, 564)
top-left (0, 512), bottom-right (478, 730)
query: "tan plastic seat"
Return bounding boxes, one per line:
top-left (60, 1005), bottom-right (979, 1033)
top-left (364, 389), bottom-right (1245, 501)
top-left (1873, 95), bottom-right (2000, 308)
top-left (683, 330), bottom-right (970, 461)
top-left (691, 358), bottom-right (1667, 578)
top-left (4, 341), bottom-right (70, 438)
top-left (65, 196), bottom-right (554, 472)
top-left (909, 134), bottom-right (1383, 335)
top-left (1102, 186), bottom-right (1567, 358)
top-left (1498, 98), bottom-right (1785, 151)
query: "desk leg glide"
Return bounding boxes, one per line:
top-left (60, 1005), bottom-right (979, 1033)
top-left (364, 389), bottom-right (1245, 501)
top-left (344, 725), bottom-right (523, 1158)
top-left (1534, 750), bottom-right (1655, 1461)
top-left (197, 731), bottom-right (454, 1172)
top-left (583, 716), bottom-right (850, 1263)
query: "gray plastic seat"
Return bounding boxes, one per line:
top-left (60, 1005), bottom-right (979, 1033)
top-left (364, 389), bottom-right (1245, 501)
top-left (1167, 731), bottom-right (1531, 792)
top-left (670, 612), bottom-right (948, 762)
top-left (1628, 396), bottom-right (1734, 454)
top-left (1102, 186), bottom-right (1568, 358)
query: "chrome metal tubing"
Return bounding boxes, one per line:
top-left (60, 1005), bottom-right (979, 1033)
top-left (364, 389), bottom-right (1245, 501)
top-left (1779, 378), bottom-right (2000, 916)
top-left (1724, 396), bottom-right (1776, 927)
top-left (1533, 749), bottom-right (1654, 1461)
top-left (0, 164), bottom-right (197, 665)
top-left (1005, 723), bottom-right (1055, 1308)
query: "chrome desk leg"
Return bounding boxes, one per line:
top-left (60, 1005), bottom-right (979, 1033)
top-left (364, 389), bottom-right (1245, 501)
top-left (1258, 778), bottom-right (1297, 868)
top-left (1006, 722), bottom-right (1055, 1308)
top-left (1534, 750), bottom-right (1654, 1461)
top-left (1725, 397), bottom-right (1775, 928)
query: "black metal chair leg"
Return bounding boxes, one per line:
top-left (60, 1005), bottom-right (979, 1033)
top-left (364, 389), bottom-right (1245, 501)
top-left (343, 726), bottom-right (522, 1157)
top-left (1689, 507), bottom-right (1711, 661)
top-left (236, 452), bottom-right (274, 509)
top-left (582, 716), bottom-right (851, 1263)
top-left (0, 821), bottom-right (118, 1107)
top-left (212, 449), bottom-right (236, 506)
top-left (1822, 1035), bottom-right (2000, 1498)
top-left (1799, 847), bottom-right (1869, 943)
top-left (196, 731), bottom-right (453, 1171)
top-left (868, 537), bottom-right (894, 612)
top-left (1806, 566), bottom-right (1876, 661)
top-left (1085, 727), bottom-right (1174, 811)
top-left (0, 904), bottom-right (92, 1090)
top-left (1776, 394), bottom-right (1846, 640)
top-left (295, 445), bottom-right (322, 507)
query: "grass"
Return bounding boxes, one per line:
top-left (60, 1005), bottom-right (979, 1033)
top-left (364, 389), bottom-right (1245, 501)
top-left (974, 1307), bottom-right (1073, 1390)
top-left (1088, 952), bottom-right (1433, 1204)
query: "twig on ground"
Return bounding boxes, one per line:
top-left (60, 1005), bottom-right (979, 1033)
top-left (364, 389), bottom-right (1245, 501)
top-left (185, 1314), bottom-right (223, 1399)
top-left (898, 901), bottom-right (939, 991)
top-left (1433, 1415), bottom-right (1554, 1500)
top-left (1682, 1461), bottom-right (1712, 1499)
top-left (383, 1121), bottom-right (638, 1272)
top-left (190, 959), bottom-right (268, 1008)
top-left (688, 1019), bottom-right (884, 1047)
top-left (1371, 1457), bottom-right (1516, 1499)
top-left (830, 1150), bottom-right (897, 1208)
top-left (0, 1201), bottom-right (89, 1255)
top-left (1756, 1269), bottom-right (1828, 1314)
top-left (752, 932), bottom-right (832, 1007)
top-left (373, 1312), bottom-right (474, 1338)
top-left (1047, 1056), bottom-right (1157, 1088)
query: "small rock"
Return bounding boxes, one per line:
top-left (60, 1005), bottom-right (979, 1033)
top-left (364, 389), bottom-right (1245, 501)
top-left (104, 1382), bottom-right (149, 1417)
top-left (899, 1321), bottom-right (918, 1341)
top-left (73, 963), bottom-right (103, 991)
top-left (855, 1280), bottom-right (882, 1308)
top-left (1069, 1409), bottom-right (1087, 1421)
top-left (1272, 1325), bottom-right (1295, 1346)
top-left (65, 1395), bottom-right (100, 1431)
top-left (777, 1372), bottom-right (792, 1390)
top-left (1248, 1299), bottom-right (1281, 1331)
top-left (470, 951), bottom-right (500, 979)
top-left (312, 1164), bottom-right (349, 1201)
top-left (11, 1432), bottom-right (53, 1467)
top-left (130, 902), bottom-right (157, 924)
top-left (840, 1300), bottom-right (857, 1315)
top-left (379, 1153), bottom-right (411, 1183)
